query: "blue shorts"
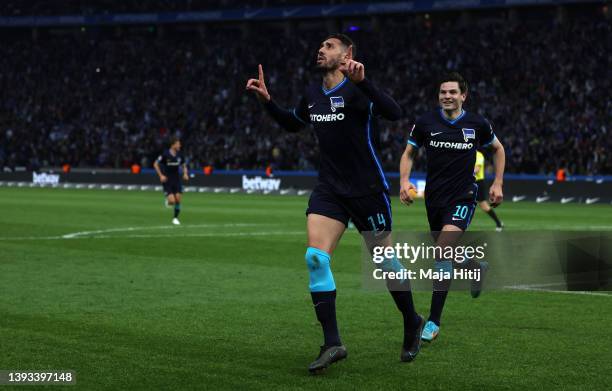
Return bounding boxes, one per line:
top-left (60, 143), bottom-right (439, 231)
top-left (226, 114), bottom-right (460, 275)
top-left (306, 184), bottom-right (392, 233)
top-left (427, 183), bottom-right (478, 232)
top-left (426, 199), bottom-right (476, 232)
top-left (163, 180), bottom-right (183, 196)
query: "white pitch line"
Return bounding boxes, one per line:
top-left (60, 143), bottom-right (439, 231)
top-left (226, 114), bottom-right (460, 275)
top-left (0, 230), bottom-right (303, 241)
top-left (0, 235), bottom-right (66, 241)
top-left (504, 285), bottom-right (612, 297)
top-left (504, 283), bottom-right (559, 290)
top-left (484, 225), bottom-right (612, 230)
top-left (61, 223), bottom-right (261, 239)
top-left (0, 223), bottom-right (266, 241)
top-left (78, 231), bottom-right (305, 239)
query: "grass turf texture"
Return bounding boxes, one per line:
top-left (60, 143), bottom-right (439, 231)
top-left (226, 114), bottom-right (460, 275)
top-left (0, 187), bottom-right (610, 390)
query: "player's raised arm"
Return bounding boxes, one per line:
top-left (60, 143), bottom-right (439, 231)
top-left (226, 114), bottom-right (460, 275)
top-left (399, 143), bottom-right (418, 205)
top-left (340, 59), bottom-right (402, 121)
top-left (245, 64), bottom-right (308, 133)
top-left (487, 138), bottom-right (505, 207)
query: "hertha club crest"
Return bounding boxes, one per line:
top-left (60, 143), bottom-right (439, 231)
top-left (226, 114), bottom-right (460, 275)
top-left (330, 96), bottom-right (344, 112)
top-left (461, 128), bottom-right (475, 142)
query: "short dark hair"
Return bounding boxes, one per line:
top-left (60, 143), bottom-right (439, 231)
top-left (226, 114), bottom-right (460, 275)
top-left (170, 137), bottom-right (181, 146)
top-left (325, 33), bottom-right (355, 58)
top-left (439, 72), bottom-right (468, 94)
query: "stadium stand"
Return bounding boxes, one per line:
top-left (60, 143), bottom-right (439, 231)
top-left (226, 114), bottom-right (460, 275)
top-left (0, 4), bottom-right (609, 175)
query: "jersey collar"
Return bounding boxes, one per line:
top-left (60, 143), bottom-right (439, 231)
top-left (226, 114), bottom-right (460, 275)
top-left (322, 77), bottom-right (347, 95)
top-left (439, 108), bottom-right (466, 125)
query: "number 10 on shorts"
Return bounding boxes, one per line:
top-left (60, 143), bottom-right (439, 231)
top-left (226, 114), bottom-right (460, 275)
top-left (453, 205), bottom-right (469, 220)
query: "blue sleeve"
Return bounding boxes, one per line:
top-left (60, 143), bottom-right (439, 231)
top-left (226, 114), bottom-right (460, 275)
top-left (407, 119), bottom-right (425, 148)
top-left (356, 78), bottom-right (402, 121)
top-left (293, 96), bottom-right (310, 126)
top-left (263, 96), bottom-right (308, 133)
top-left (479, 117), bottom-right (496, 147)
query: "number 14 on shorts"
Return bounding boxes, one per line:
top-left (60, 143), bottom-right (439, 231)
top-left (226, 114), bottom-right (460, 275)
top-left (368, 213), bottom-right (387, 231)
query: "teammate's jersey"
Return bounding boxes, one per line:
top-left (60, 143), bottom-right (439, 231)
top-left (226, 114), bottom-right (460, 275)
top-left (156, 149), bottom-right (185, 180)
top-left (475, 151), bottom-right (485, 181)
top-left (407, 109), bottom-right (496, 206)
top-left (292, 77), bottom-right (389, 197)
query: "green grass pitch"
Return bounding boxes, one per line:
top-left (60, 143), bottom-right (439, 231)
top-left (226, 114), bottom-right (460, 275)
top-left (0, 187), bottom-right (610, 390)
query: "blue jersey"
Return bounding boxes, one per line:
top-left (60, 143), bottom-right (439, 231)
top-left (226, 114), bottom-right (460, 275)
top-left (156, 149), bottom-right (185, 181)
top-left (291, 78), bottom-right (390, 197)
top-left (408, 109), bottom-right (496, 207)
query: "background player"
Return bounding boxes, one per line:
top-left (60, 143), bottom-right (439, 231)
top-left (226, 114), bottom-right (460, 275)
top-left (474, 150), bottom-right (504, 231)
top-left (399, 72), bottom-right (505, 342)
top-left (153, 138), bottom-right (189, 225)
top-left (246, 34), bottom-right (424, 373)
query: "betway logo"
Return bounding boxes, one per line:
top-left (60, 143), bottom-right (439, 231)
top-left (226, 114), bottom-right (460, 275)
top-left (32, 172), bottom-right (60, 185)
top-left (242, 175), bottom-right (281, 191)
top-left (429, 140), bottom-right (473, 150)
top-left (310, 113), bottom-right (344, 122)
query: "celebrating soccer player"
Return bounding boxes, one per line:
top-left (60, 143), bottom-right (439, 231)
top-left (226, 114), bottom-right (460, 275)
top-left (246, 34), bottom-right (424, 373)
top-left (153, 138), bottom-right (189, 225)
top-left (399, 72), bottom-right (505, 342)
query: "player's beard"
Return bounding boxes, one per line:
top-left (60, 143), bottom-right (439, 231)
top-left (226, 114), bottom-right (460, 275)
top-left (315, 56), bottom-right (341, 73)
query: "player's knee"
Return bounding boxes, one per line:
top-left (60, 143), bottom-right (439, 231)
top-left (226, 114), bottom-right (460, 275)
top-left (379, 255), bottom-right (410, 288)
top-left (380, 256), bottom-right (405, 274)
top-left (305, 247), bottom-right (335, 292)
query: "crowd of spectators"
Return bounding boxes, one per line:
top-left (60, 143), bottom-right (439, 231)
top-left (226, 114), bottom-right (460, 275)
top-left (0, 0), bottom-right (363, 16)
top-left (0, 12), bottom-right (609, 175)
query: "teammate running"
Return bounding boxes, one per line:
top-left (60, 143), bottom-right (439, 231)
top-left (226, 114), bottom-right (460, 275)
top-left (399, 72), bottom-right (505, 342)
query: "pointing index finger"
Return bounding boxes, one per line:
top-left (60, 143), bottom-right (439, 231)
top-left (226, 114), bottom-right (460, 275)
top-left (258, 64), bottom-right (264, 82)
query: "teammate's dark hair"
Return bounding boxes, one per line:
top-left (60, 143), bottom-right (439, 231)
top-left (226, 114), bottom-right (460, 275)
top-left (326, 33), bottom-right (355, 58)
top-left (170, 137), bottom-right (181, 146)
top-left (439, 72), bottom-right (468, 94)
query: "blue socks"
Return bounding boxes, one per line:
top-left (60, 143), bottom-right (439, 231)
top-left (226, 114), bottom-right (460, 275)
top-left (305, 247), bottom-right (341, 347)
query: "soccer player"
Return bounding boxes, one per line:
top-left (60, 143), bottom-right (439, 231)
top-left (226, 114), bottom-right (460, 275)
top-left (399, 72), bottom-right (505, 342)
top-left (153, 138), bottom-right (189, 225)
top-left (246, 34), bottom-right (424, 373)
top-left (474, 150), bottom-right (504, 231)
